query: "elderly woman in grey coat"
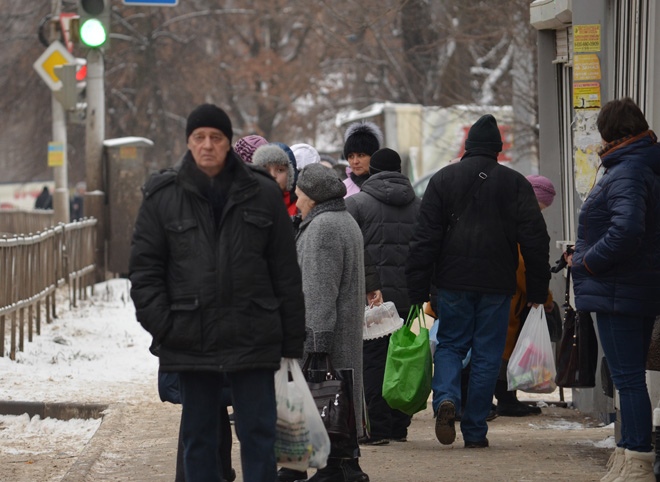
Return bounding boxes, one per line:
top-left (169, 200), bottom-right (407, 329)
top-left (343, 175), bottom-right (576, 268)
top-left (286, 163), bottom-right (369, 482)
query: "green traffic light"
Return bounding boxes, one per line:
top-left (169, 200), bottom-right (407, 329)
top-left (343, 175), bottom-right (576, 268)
top-left (80, 18), bottom-right (107, 48)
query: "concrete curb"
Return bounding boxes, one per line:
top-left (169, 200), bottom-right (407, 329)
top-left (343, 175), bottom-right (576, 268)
top-left (60, 403), bottom-right (125, 482)
top-left (0, 400), bottom-right (107, 421)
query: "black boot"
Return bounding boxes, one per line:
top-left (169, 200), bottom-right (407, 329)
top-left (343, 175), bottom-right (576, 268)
top-left (300, 458), bottom-right (369, 482)
top-left (495, 380), bottom-right (541, 416)
top-left (278, 467), bottom-right (307, 481)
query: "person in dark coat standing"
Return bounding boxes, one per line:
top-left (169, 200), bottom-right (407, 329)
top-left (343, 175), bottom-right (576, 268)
top-left (567, 98), bottom-right (660, 481)
top-left (406, 114), bottom-right (550, 449)
top-left (345, 148), bottom-right (420, 445)
top-left (129, 104), bottom-right (306, 482)
top-left (34, 186), bottom-right (52, 209)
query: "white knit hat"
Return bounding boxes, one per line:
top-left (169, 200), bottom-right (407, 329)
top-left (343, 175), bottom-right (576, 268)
top-left (290, 143), bottom-right (321, 171)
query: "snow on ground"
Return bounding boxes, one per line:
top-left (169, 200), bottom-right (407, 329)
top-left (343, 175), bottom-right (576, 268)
top-left (0, 278), bottom-right (157, 458)
top-left (0, 278), bottom-right (156, 404)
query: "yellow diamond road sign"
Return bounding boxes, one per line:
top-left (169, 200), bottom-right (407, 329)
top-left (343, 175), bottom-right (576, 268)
top-left (33, 41), bottom-right (76, 91)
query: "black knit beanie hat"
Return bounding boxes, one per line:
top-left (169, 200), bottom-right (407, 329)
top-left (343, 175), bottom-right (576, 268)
top-left (369, 148), bottom-right (402, 174)
top-left (186, 104), bottom-right (233, 142)
top-left (343, 121), bottom-right (383, 160)
top-left (465, 114), bottom-right (503, 153)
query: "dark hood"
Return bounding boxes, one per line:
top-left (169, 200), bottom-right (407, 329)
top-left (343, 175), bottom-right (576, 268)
top-left (360, 171), bottom-right (416, 207)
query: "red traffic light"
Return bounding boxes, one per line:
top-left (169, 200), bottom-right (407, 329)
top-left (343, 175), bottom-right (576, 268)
top-left (76, 64), bottom-right (87, 82)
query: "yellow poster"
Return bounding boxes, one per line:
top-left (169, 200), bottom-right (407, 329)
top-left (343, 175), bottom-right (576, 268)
top-left (573, 82), bottom-right (601, 109)
top-left (48, 142), bottom-right (64, 167)
top-left (574, 24), bottom-right (601, 52)
top-left (120, 146), bottom-right (138, 160)
top-left (574, 54), bottom-right (601, 81)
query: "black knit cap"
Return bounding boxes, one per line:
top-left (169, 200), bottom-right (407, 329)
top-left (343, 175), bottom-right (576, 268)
top-left (465, 114), bottom-right (503, 153)
top-left (185, 103), bottom-right (233, 142)
top-left (369, 148), bottom-right (401, 174)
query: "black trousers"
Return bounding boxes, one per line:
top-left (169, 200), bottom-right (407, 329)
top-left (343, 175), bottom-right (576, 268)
top-left (363, 336), bottom-right (411, 439)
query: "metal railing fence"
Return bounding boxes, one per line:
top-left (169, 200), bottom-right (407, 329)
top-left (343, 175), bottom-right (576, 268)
top-left (0, 216), bottom-right (97, 360)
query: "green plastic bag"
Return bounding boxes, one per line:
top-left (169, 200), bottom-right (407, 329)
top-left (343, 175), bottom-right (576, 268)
top-left (382, 305), bottom-right (432, 415)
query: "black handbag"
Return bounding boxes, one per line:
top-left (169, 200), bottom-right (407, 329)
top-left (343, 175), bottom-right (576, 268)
top-left (555, 267), bottom-right (598, 388)
top-left (646, 318), bottom-right (660, 371)
top-left (302, 353), bottom-right (355, 441)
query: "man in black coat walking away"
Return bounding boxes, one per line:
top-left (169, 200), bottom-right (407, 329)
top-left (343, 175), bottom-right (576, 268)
top-left (129, 104), bottom-right (306, 482)
top-left (406, 114), bottom-right (550, 449)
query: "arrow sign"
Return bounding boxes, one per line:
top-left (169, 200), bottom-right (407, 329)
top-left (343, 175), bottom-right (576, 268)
top-left (33, 41), bottom-right (76, 91)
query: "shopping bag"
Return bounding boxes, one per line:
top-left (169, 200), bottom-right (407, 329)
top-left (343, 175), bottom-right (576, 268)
top-left (646, 317), bottom-right (660, 371)
top-left (507, 306), bottom-right (557, 393)
top-left (429, 317), bottom-right (472, 368)
top-left (302, 353), bottom-right (354, 441)
top-left (382, 305), bottom-right (432, 415)
top-left (555, 306), bottom-right (598, 387)
top-left (555, 267), bottom-right (598, 388)
top-left (275, 358), bottom-right (330, 471)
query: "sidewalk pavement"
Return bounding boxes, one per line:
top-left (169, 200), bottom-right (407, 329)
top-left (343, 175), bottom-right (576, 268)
top-left (52, 399), bottom-right (612, 482)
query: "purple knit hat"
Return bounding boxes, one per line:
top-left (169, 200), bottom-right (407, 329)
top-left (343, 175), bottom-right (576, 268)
top-left (526, 175), bottom-right (556, 207)
top-left (234, 135), bottom-right (268, 163)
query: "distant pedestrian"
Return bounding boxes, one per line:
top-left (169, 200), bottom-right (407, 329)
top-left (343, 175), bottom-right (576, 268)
top-left (290, 143), bottom-right (321, 172)
top-left (319, 154), bottom-right (337, 170)
top-left (567, 97), bottom-right (660, 481)
top-left (234, 134), bottom-right (268, 163)
top-left (494, 174), bottom-right (556, 417)
top-left (406, 114), bottom-right (550, 449)
top-left (129, 103), bottom-right (305, 482)
top-left (346, 147), bottom-right (420, 446)
top-left (342, 122), bottom-right (383, 198)
top-left (252, 144), bottom-right (298, 216)
top-left (70, 181), bottom-right (86, 220)
top-left (34, 186), bottom-right (52, 210)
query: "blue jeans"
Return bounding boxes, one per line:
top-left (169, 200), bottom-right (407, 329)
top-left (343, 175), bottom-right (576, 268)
top-left (179, 369), bottom-right (277, 482)
top-left (596, 312), bottom-right (654, 452)
top-left (432, 289), bottom-right (511, 443)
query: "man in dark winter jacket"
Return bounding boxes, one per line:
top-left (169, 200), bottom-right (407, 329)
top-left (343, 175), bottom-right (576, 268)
top-left (129, 104), bottom-right (306, 482)
top-left (346, 148), bottom-right (420, 445)
top-left (406, 114), bottom-right (550, 449)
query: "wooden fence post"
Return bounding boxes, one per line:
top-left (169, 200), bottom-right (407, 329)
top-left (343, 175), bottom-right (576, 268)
top-left (0, 314), bottom-right (4, 357)
top-left (10, 310), bottom-right (16, 361)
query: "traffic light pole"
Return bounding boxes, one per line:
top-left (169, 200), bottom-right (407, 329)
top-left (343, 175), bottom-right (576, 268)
top-left (52, 93), bottom-right (70, 224)
top-left (85, 48), bottom-right (106, 282)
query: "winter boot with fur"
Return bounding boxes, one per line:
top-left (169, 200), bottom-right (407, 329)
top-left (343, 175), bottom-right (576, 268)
top-left (612, 449), bottom-right (655, 482)
top-left (601, 446), bottom-right (625, 482)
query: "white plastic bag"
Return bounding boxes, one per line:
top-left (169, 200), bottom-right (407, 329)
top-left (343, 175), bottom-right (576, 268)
top-left (363, 301), bottom-right (403, 340)
top-left (429, 317), bottom-right (471, 368)
top-left (506, 306), bottom-right (557, 393)
top-left (274, 358), bottom-right (330, 470)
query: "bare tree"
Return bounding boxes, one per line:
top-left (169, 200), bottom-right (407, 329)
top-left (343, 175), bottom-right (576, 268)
top-left (0, 0), bottom-right (539, 182)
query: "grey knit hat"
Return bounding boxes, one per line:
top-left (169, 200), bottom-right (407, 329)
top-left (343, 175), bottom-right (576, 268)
top-left (252, 144), bottom-right (295, 191)
top-left (297, 163), bottom-right (347, 203)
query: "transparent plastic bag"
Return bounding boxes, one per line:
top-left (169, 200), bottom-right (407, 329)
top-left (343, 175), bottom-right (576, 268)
top-left (506, 306), bottom-right (557, 394)
top-left (363, 301), bottom-right (403, 340)
top-left (274, 358), bottom-right (330, 471)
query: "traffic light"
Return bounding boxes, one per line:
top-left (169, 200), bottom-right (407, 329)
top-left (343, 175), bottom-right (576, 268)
top-left (78, 0), bottom-right (110, 48)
